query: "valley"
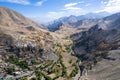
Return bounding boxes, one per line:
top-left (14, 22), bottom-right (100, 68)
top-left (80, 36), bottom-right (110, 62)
top-left (0, 6), bottom-right (80, 80)
top-left (0, 5), bottom-right (120, 80)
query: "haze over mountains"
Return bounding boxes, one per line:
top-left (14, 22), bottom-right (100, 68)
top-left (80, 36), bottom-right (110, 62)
top-left (42, 11), bottom-right (111, 37)
top-left (44, 11), bottom-right (110, 31)
top-left (0, 5), bottom-right (120, 80)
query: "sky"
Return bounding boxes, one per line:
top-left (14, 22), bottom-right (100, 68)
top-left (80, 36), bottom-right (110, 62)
top-left (0, 0), bottom-right (120, 23)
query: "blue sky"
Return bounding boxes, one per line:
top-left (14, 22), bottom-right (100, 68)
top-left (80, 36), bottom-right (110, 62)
top-left (0, 0), bottom-right (120, 23)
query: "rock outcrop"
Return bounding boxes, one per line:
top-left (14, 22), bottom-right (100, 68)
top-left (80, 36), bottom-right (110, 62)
top-left (71, 12), bottom-right (120, 79)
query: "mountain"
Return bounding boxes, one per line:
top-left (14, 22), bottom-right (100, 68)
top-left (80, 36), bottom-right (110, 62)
top-left (0, 6), bottom-right (59, 63)
top-left (1, 6), bottom-right (119, 80)
top-left (97, 12), bottom-right (120, 30)
top-left (52, 23), bottom-right (81, 36)
top-left (78, 11), bottom-right (110, 19)
top-left (0, 6), bottom-right (46, 35)
top-left (72, 12), bottom-right (120, 65)
top-left (71, 12), bottom-right (120, 80)
top-left (0, 6), bottom-right (80, 80)
top-left (45, 12), bottom-right (110, 32)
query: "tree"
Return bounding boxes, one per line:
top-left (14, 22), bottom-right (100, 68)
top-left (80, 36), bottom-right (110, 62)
top-left (20, 77), bottom-right (28, 80)
top-left (30, 77), bottom-right (37, 80)
top-left (18, 61), bottom-right (29, 69)
top-left (6, 68), bottom-right (15, 74)
top-left (35, 70), bottom-right (43, 80)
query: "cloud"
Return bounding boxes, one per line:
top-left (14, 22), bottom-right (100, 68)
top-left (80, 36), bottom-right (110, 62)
top-left (85, 3), bottom-right (91, 7)
top-left (64, 2), bottom-right (79, 7)
top-left (105, 0), bottom-right (120, 13)
top-left (64, 7), bottom-right (82, 11)
top-left (0, 0), bottom-right (48, 6)
top-left (64, 2), bottom-right (82, 11)
top-left (42, 1), bottom-right (85, 21)
top-left (97, 0), bottom-right (120, 13)
top-left (46, 2), bottom-right (84, 20)
top-left (101, 1), bottom-right (107, 5)
top-left (35, 0), bottom-right (47, 6)
top-left (0, 0), bottom-right (30, 5)
top-left (46, 10), bottom-right (84, 21)
top-left (64, 1), bottom-right (83, 7)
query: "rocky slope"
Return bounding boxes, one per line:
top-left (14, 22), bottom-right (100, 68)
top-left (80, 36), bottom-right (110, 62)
top-left (0, 6), bottom-right (59, 63)
top-left (71, 12), bottom-right (120, 80)
top-left (1, 6), bottom-right (119, 80)
top-left (0, 6), bottom-right (80, 80)
top-left (87, 49), bottom-right (120, 80)
top-left (72, 12), bottom-right (120, 56)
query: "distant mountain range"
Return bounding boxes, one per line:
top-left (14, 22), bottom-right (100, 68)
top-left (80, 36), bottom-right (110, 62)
top-left (44, 11), bottom-right (110, 32)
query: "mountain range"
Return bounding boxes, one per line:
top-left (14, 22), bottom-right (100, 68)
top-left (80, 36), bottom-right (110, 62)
top-left (44, 12), bottom-right (110, 32)
top-left (71, 12), bottom-right (120, 80)
top-left (0, 6), bottom-right (120, 80)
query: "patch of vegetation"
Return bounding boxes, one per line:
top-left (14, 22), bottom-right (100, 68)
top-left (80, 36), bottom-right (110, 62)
top-left (59, 55), bottom-right (67, 76)
top-left (44, 75), bottom-right (52, 80)
top-left (8, 56), bottom-right (29, 69)
top-left (69, 59), bottom-right (72, 64)
top-left (55, 45), bottom-right (63, 54)
top-left (64, 45), bottom-right (71, 52)
top-left (35, 70), bottom-right (52, 80)
top-left (18, 61), bottom-right (29, 69)
top-left (35, 70), bottom-right (43, 80)
top-left (6, 67), bottom-right (15, 74)
top-left (49, 61), bottom-right (62, 79)
top-left (30, 77), bottom-right (37, 80)
top-left (48, 54), bottom-right (68, 79)
top-left (70, 63), bottom-right (79, 77)
top-left (20, 77), bottom-right (28, 80)
top-left (31, 59), bottom-right (37, 64)
top-left (39, 60), bottom-right (53, 70)
top-left (8, 56), bottom-right (19, 64)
